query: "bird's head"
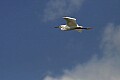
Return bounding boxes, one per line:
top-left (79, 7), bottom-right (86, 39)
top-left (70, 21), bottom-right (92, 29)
top-left (54, 26), bottom-right (61, 29)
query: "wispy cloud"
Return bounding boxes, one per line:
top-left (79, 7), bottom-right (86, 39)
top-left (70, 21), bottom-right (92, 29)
top-left (43, 23), bottom-right (120, 80)
top-left (43, 0), bottom-right (85, 21)
top-left (101, 23), bottom-right (120, 57)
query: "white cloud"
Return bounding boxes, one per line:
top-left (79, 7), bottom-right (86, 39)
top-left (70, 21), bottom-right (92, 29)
top-left (101, 23), bottom-right (120, 57)
top-left (43, 23), bottom-right (120, 80)
top-left (43, 0), bottom-right (84, 21)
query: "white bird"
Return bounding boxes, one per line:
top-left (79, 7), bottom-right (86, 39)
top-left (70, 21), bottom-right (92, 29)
top-left (55, 17), bottom-right (93, 32)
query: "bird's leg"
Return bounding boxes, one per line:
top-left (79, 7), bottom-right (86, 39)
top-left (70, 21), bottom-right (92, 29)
top-left (75, 27), bottom-right (92, 30)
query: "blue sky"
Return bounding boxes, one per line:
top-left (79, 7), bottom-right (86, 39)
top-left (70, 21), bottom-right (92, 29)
top-left (0, 0), bottom-right (120, 80)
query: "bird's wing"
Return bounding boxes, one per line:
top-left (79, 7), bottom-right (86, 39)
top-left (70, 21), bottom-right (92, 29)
top-left (63, 17), bottom-right (77, 27)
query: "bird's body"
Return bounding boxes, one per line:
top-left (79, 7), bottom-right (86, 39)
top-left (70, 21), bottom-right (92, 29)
top-left (55, 17), bottom-right (92, 32)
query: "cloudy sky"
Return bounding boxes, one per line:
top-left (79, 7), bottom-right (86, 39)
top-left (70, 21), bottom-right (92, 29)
top-left (0, 0), bottom-right (120, 80)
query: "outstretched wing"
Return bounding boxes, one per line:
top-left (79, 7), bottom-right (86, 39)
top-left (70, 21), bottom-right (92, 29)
top-left (63, 17), bottom-right (77, 27)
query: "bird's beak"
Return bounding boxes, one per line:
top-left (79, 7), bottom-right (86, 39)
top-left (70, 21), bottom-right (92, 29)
top-left (54, 26), bottom-right (60, 28)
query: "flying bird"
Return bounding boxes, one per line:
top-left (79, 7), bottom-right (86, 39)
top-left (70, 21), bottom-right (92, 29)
top-left (55, 17), bottom-right (93, 32)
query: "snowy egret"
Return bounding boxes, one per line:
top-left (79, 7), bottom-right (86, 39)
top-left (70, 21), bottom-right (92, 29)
top-left (55, 17), bottom-right (93, 32)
